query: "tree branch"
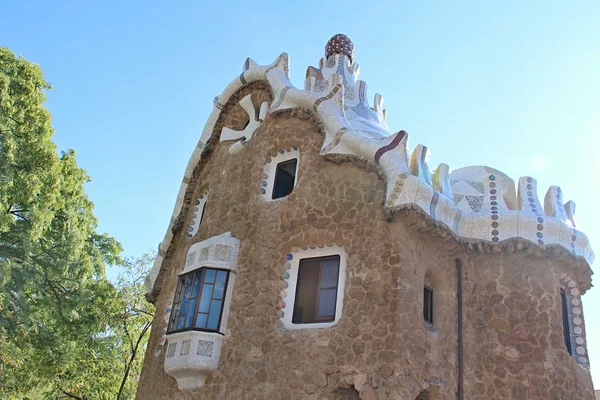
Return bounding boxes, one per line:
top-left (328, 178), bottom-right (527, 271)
top-left (116, 319), bottom-right (153, 400)
top-left (56, 382), bottom-right (83, 400)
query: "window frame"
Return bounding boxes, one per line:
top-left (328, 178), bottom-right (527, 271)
top-left (560, 288), bottom-right (572, 355)
top-left (424, 284), bottom-right (434, 326)
top-left (167, 267), bottom-right (230, 335)
top-left (292, 255), bottom-right (341, 324)
top-left (271, 158), bottom-right (298, 200)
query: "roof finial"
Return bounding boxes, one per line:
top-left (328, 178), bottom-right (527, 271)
top-left (325, 34), bottom-right (354, 63)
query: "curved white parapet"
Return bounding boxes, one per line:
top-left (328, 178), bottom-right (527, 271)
top-left (145, 41), bottom-right (594, 297)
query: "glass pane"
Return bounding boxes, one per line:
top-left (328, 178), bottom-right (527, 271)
top-left (195, 313), bottom-right (207, 328)
top-left (207, 300), bottom-right (223, 330)
top-left (184, 298), bottom-right (197, 328)
top-left (185, 273), bottom-right (193, 286)
top-left (317, 288), bottom-right (337, 318)
top-left (177, 315), bottom-right (185, 329)
top-left (293, 259), bottom-right (320, 324)
top-left (320, 260), bottom-right (339, 288)
top-left (272, 159), bottom-right (297, 199)
top-left (204, 269), bottom-right (216, 284)
top-left (191, 272), bottom-right (201, 297)
top-left (213, 271), bottom-right (227, 299)
top-left (199, 284), bottom-right (213, 313)
top-left (175, 278), bottom-right (184, 302)
top-left (181, 288), bottom-right (191, 314)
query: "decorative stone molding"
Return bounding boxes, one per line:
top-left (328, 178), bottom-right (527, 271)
top-left (164, 232), bottom-right (239, 390)
top-left (186, 193), bottom-right (208, 239)
top-left (278, 244), bottom-right (346, 330)
top-left (220, 93), bottom-right (268, 154)
top-left (559, 274), bottom-right (589, 367)
top-left (164, 330), bottom-right (224, 390)
top-left (260, 147), bottom-right (300, 201)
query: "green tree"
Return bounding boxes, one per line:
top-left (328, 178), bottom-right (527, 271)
top-left (0, 47), bottom-right (155, 399)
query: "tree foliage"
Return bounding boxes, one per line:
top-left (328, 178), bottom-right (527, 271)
top-left (0, 47), bottom-right (154, 399)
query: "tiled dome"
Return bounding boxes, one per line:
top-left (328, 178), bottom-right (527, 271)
top-left (325, 34), bottom-right (354, 62)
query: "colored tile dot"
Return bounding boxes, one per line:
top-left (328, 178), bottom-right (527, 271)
top-left (537, 217), bottom-right (544, 223)
top-left (491, 211), bottom-right (498, 214)
top-left (490, 189), bottom-right (497, 194)
top-left (491, 201), bottom-right (497, 206)
top-left (572, 235), bottom-right (577, 241)
top-left (492, 230), bottom-right (499, 236)
top-left (489, 175), bottom-right (496, 180)
top-left (260, 188), bottom-right (266, 194)
top-left (527, 191), bottom-right (533, 197)
top-left (286, 253), bottom-right (293, 260)
top-left (489, 182), bottom-right (496, 188)
top-left (195, 200), bottom-right (201, 205)
top-left (492, 237), bottom-right (499, 242)
top-left (282, 272), bottom-right (290, 279)
top-left (537, 224), bottom-right (543, 231)
top-left (199, 194), bottom-right (205, 199)
top-left (538, 239), bottom-right (544, 245)
top-left (492, 215), bottom-right (499, 220)
top-left (528, 197), bottom-right (534, 203)
top-left (278, 148), bottom-right (285, 154)
top-left (527, 177), bottom-right (533, 183)
top-left (492, 222), bottom-right (499, 228)
top-left (536, 232), bottom-right (543, 238)
top-left (490, 196), bottom-right (497, 201)
top-left (526, 184), bottom-right (533, 190)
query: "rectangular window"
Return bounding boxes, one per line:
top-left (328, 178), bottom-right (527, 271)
top-left (293, 255), bottom-right (340, 324)
top-left (560, 289), bottom-right (572, 355)
top-left (272, 159), bottom-right (297, 199)
top-left (424, 286), bottom-right (433, 325)
top-left (168, 268), bottom-right (229, 334)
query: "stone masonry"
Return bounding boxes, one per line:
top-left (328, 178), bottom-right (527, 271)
top-left (136, 82), bottom-right (594, 399)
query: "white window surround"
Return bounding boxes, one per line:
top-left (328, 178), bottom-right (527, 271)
top-left (164, 232), bottom-right (239, 390)
top-left (260, 147), bottom-right (300, 201)
top-left (186, 193), bottom-right (208, 239)
top-left (559, 274), bottom-right (589, 367)
top-left (279, 244), bottom-right (346, 330)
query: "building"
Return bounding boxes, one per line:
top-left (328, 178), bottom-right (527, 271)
top-left (136, 35), bottom-right (595, 399)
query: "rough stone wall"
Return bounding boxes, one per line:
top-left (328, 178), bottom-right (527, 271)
top-left (136, 87), bottom-right (593, 400)
top-left (460, 252), bottom-right (594, 399)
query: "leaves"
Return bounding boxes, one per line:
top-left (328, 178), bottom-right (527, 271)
top-left (0, 47), bottom-right (154, 399)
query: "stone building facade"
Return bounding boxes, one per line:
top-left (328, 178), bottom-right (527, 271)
top-left (136, 35), bottom-right (595, 399)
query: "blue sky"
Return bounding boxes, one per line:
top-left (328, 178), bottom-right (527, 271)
top-left (2, 0), bottom-right (599, 388)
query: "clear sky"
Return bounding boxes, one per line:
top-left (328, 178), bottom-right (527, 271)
top-left (2, 0), bottom-right (599, 389)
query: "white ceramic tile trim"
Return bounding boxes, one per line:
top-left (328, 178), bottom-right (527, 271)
top-left (260, 148), bottom-right (300, 201)
top-left (163, 232), bottom-right (240, 390)
top-left (145, 45), bottom-right (594, 298)
top-left (560, 273), bottom-right (589, 367)
top-left (185, 193), bottom-right (208, 239)
top-left (279, 245), bottom-right (347, 330)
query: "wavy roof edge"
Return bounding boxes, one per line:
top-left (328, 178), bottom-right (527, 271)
top-left (144, 50), bottom-right (594, 300)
